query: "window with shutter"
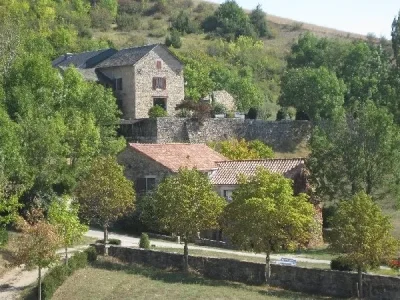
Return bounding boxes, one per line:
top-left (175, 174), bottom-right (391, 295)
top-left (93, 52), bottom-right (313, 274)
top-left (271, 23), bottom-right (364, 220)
top-left (135, 178), bottom-right (146, 193)
top-left (156, 60), bottom-right (162, 69)
top-left (152, 77), bottom-right (166, 90)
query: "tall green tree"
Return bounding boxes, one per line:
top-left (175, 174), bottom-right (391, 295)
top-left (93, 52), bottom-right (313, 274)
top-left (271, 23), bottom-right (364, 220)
top-left (75, 156), bottom-right (135, 243)
top-left (48, 196), bottom-right (88, 265)
top-left (330, 192), bottom-right (398, 299)
top-left (250, 4), bottom-right (268, 38)
top-left (222, 168), bottom-right (314, 281)
top-left (392, 10), bottom-right (400, 68)
top-left (148, 168), bottom-right (226, 272)
top-left (280, 66), bottom-right (346, 121)
top-left (308, 101), bottom-right (400, 201)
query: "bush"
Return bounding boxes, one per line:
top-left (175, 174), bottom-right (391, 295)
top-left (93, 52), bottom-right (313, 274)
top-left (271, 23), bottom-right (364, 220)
top-left (90, 7), bottom-right (113, 31)
top-left (96, 238), bottom-right (121, 245)
top-left (165, 30), bottom-right (182, 49)
top-left (247, 107), bottom-right (258, 119)
top-left (41, 251), bottom-right (89, 299)
top-left (330, 258), bottom-right (355, 272)
top-left (85, 246), bottom-right (98, 263)
top-left (212, 102), bottom-right (227, 116)
top-left (139, 233), bottom-right (150, 249)
top-left (149, 105), bottom-right (168, 118)
top-left (116, 13), bottom-right (141, 31)
top-left (0, 227), bottom-right (8, 247)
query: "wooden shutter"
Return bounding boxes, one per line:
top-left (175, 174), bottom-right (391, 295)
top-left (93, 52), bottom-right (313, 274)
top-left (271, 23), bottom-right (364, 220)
top-left (152, 77), bottom-right (156, 90)
top-left (163, 78), bottom-right (167, 90)
top-left (135, 178), bottom-right (146, 193)
top-left (156, 60), bottom-right (162, 69)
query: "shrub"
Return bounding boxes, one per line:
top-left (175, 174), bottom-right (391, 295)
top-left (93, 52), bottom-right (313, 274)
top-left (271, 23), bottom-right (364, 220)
top-left (85, 246), bottom-right (98, 263)
top-left (149, 105), bottom-right (168, 118)
top-left (96, 238), bottom-right (121, 245)
top-left (90, 7), bottom-right (113, 31)
top-left (330, 258), bottom-right (355, 272)
top-left (0, 227), bottom-right (8, 247)
top-left (247, 107), bottom-right (258, 119)
top-left (116, 13), bottom-right (141, 31)
top-left (212, 102), bottom-right (227, 116)
top-left (295, 110), bottom-right (310, 120)
top-left (276, 108), bottom-right (288, 120)
top-left (148, 28), bottom-right (167, 38)
top-left (165, 30), bottom-right (182, 49)
top-left (139, 233), bottom-right (150, 249)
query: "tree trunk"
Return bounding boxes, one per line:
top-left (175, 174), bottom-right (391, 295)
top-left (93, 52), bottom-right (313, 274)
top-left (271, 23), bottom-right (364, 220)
top-left (104, 225), bottom-right (108, 244)
top-left (265, 252), bottom-right (271, 282)
top-left (357, 266), bottom-right (363, 299)
top-left (65, 246), bottom-right (68, 266)
top-left (183, 237), bottom-right (189, 273)
top-left (38, 266), bottom-right (42, 300)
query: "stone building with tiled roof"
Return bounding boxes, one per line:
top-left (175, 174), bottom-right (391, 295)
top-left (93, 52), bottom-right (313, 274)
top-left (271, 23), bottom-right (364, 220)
top-left (52, 44), bottom-right (184, 120)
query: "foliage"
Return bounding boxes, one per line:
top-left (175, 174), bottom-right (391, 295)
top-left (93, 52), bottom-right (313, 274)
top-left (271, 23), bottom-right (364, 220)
top-left (208, 138), bottom-right (274, 160)
top-left (392, 11), bottom-right (400, 67)
top-left (116, 13), bottom-right (141, 31)
top-left (165, 30), bottom-right (182, 49)
top-left (330, 257), bottom-right (355, 272)
top-left (11, 208), bottom-right (61, 300)
top-left (48, 196), bottom-right (88, 264)
top-left (75, 156), bottom-right (135, 243)
top-left (250, 4), bottom-right (268, 38)
top-left (221, 168), bottom-right (314, 279)
top-left (41, 250), bottom-right (89, 300)
top-left (85, 246), bottom-right (98, 262)
top-left (171, 11), bottom-right (199, 34)
top-left (247, 107), bottom-right (257, 119)
top-left (329, 192), bottom-right (398, 297)
top-left (147, 168), bottom-right (226, 271)
top-left (212, 102), bottom-right (227, 115)
top-left (139, 233), bottom-right (150, 249)
top-left (90, 7), bottom-right (113, 31)
top-left (0, 227), bottom-right (8, 247)
top-left (202, 0), bottom-right (255, 41)
top-left (148, 105), bottom-right (168, 118)
top-left (280, 67), bottom-right (346, 121)
top-left (308, 102), bottom-right (400, 200)
top-left (175, 99), bottom-right (212, 124)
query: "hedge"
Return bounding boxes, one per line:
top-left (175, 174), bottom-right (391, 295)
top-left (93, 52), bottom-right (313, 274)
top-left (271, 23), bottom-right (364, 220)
top-left (41, 247), bottom-right (97, 299)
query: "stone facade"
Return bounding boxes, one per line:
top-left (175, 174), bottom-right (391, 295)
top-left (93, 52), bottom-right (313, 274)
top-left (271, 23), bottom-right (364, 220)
top-left (117, 146), bottom-right (172, 191)
top-left (120, 118), bottom-right (312, 152)
top-left (94, 244), bottom-right (400, 300)
top-left (133, 46), bottom-right (184, 119)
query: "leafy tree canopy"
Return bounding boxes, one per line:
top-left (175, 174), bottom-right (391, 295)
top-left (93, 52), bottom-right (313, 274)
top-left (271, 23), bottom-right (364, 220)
top-left (208, 138), bottom-right (274, 160)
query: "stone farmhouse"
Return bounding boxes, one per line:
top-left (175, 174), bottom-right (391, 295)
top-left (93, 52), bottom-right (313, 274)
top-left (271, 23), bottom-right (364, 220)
top-left (52, 44), bottom-right (184, 120)
top-left (118, 143), bottom-right (322, 246)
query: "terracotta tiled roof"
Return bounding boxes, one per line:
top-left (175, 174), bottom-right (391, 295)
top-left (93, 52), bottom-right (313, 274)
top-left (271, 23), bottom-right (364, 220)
top-left (129, 143), bottom-right (228, 172)
top-left (210, 159), bottom-right (305, 185)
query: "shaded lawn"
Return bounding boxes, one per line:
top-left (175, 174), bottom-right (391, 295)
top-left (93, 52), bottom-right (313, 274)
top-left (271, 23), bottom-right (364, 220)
top-left (52, 257), bottom-right (342, 300)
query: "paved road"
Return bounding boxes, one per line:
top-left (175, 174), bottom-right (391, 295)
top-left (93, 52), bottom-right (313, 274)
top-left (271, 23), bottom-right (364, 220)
top-left (85, 229), bottom-right (332, 265)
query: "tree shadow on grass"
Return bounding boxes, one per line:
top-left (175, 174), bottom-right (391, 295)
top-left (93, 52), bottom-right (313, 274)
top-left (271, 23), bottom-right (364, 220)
top-left (91, 257), bottom-right (336, 299)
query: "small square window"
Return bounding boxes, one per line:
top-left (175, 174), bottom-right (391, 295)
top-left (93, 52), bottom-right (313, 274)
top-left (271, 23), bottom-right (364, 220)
top-left (152, 77), bottom-right (166, 90)
top-left (113, 78), bottom-right (123, 91)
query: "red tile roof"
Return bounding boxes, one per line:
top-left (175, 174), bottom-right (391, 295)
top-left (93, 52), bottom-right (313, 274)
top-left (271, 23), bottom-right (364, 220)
top-left (210, 159), bottom-right (305, 185)
top-left (129, 143), bottom-right (228, 172)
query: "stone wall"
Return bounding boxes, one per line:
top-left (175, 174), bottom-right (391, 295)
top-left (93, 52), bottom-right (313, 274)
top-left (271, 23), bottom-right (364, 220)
top-left (120, 118), bottom-right (312, 152)
top-left (94, 245), bottom-right (400, 300)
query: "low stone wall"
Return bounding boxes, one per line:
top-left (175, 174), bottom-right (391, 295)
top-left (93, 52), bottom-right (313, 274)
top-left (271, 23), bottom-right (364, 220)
top-left (194, 238), bottom-right (236, 250)
top-left (93, 244), bottom-right (400, 299)
top-left (145, 232), bottom-right (180, 243)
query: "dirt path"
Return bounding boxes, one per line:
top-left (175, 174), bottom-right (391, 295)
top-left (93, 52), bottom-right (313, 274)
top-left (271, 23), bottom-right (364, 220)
top-left (0, 246), bottom-right (88, 300)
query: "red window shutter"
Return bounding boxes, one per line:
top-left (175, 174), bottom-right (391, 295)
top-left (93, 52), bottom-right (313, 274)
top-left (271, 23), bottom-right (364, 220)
top-left (156, 60), bottom-right (162, 69)
top-left (163, 78), bottom-right (167, 90)
top-left (152, 78), bottom-right (156, 90)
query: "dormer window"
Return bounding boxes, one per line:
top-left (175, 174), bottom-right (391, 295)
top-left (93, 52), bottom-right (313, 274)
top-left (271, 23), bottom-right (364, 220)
top-left (156, 60), bottom-right (162, 69)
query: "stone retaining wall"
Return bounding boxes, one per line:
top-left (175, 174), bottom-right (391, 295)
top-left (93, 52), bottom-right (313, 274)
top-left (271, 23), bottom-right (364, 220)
top-left (93, 244), bottom-right (400, 299)
top-left (120, 118), bottom-right (311, 152)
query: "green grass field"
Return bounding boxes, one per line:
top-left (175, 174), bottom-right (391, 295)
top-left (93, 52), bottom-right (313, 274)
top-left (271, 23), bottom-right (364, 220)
top-left (51, 257), bottom-right (342, 300)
